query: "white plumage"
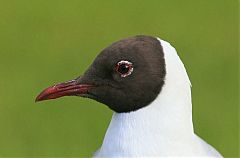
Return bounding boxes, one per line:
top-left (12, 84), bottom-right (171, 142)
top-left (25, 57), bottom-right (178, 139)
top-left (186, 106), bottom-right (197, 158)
top-left (94, 38), bottom-right (222, 157)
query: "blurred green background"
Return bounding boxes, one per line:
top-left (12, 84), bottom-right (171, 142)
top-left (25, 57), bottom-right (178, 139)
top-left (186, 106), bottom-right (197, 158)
top-left (0, 0), bottom-right (238, 157)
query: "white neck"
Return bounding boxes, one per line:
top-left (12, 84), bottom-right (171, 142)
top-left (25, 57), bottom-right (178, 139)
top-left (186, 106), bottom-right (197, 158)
top-left (97, 39), bottom-right (195, 157)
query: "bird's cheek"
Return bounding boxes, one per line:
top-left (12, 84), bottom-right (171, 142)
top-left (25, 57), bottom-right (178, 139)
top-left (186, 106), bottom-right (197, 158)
top-left (87, 87), bottom-right (106, 100)
top-left (111, 74), bottom-right (120, 83)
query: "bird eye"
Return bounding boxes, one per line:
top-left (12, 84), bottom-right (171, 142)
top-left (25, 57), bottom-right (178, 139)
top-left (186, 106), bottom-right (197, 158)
top-left (115, 60), bottom-right (133, 78)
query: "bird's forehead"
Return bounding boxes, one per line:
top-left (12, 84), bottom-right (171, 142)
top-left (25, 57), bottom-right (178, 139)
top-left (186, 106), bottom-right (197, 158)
top-left (93, 50), bottom-right (138, 68)
top-left (92, 35), bottom-right (164, 70)
top-left (98, 36), bottom-right (160, 59)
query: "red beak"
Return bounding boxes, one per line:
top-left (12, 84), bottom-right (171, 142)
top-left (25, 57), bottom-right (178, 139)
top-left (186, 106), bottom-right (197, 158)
top-left (35, 79), bottom-right (94, 102)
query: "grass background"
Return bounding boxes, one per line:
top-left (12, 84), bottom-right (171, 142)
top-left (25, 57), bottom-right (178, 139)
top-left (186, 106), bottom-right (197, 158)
top-left (0, 0), bottom-right (238, 157)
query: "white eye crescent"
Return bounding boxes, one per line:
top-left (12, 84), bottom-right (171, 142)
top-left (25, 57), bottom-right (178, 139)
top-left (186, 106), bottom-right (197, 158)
top-left (115, 60), bottom-right (133, 77)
